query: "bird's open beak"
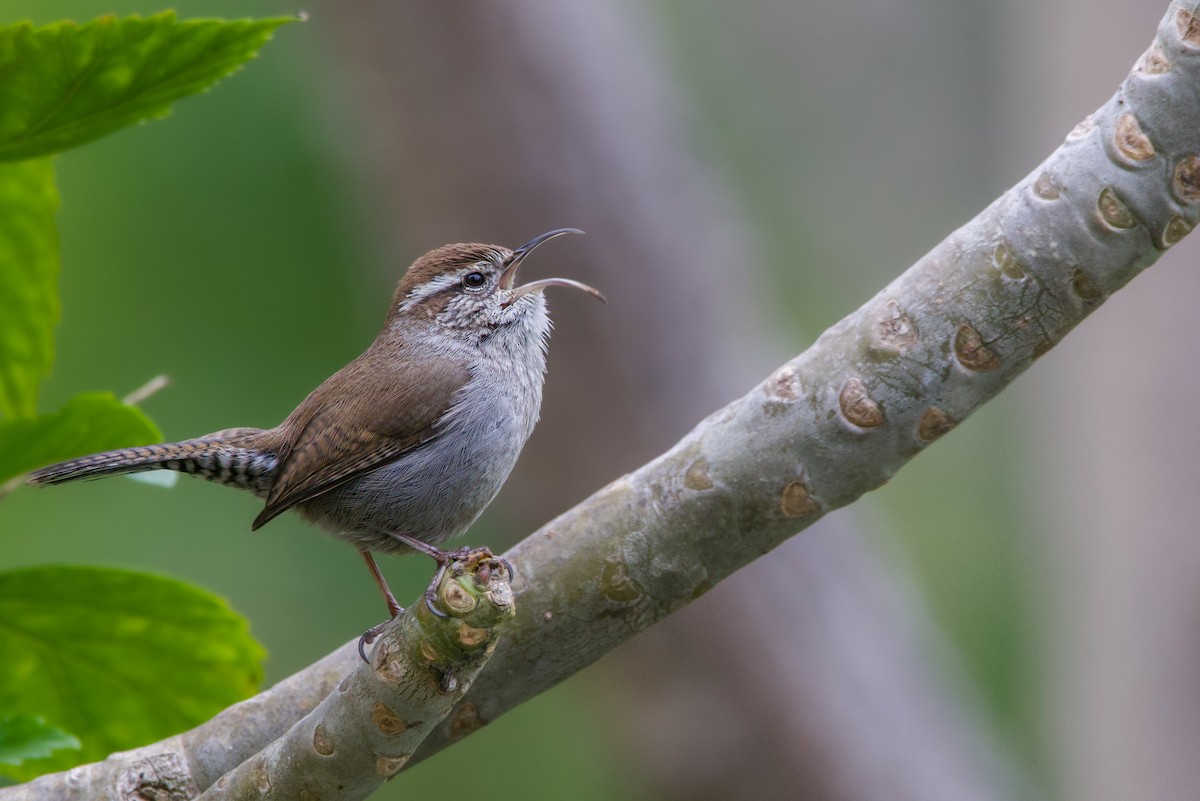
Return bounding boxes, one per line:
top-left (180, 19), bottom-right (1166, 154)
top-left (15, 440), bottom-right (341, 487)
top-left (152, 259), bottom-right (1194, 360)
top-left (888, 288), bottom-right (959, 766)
top-left (500, 228), bottom-right (606, 305)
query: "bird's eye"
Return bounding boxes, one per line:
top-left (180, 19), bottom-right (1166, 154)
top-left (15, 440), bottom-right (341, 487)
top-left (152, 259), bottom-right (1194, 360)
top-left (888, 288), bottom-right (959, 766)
top-left (461, 271), bottom-right (487, 290)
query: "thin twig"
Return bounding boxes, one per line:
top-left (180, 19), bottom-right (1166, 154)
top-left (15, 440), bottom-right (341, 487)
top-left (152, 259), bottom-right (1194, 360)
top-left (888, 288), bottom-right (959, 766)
top-left (122, 374), bottom-right (171, 406)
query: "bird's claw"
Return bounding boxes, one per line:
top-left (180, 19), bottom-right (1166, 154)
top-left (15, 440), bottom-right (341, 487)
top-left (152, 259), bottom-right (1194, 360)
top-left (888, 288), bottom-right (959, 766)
top-left (498, 556), bottom-right (515, 582)
top-left (357, 606), bottom-right (405, 663)
top-left (424, 592), bottom-right (448, 618)
top-left (358, 626), bottom-right (380, 663)
top-left (359, 543), bottom-right (512, 650)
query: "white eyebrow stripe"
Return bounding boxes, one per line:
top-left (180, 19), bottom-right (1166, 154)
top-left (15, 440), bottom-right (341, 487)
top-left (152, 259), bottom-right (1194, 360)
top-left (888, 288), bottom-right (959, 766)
top-left (399, 271), bottom-right (467, 312)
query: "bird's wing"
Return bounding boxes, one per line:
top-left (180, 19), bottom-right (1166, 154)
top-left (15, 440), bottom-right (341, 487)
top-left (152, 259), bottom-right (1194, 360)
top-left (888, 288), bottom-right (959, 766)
top-left (251, 349), bottom-right (471, 530)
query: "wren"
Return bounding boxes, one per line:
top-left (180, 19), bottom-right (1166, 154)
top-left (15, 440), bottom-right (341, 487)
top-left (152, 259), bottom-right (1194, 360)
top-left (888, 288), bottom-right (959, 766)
top-left (28, 228), bottom-right (603, 632)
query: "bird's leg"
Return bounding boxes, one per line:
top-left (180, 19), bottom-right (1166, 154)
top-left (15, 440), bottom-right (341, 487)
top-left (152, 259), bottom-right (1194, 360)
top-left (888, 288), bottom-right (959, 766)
top-left (358, 550), bottom-right (403, 662)
top-left (384, 531), bottom-right (468, 562)
top-left (358, 533), bottom-right (513, 663)
top-left (362, 550), bottom-right (402, 616)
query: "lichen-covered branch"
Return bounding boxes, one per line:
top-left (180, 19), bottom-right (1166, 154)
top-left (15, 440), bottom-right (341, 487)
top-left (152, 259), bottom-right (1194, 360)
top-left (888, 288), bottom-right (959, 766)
top-left (3, 2), bottom-right (1198, 797)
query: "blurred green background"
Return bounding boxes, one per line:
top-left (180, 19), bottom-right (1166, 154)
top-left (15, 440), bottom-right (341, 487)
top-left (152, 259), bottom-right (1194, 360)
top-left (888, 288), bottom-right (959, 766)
top-left (3, 1), bottom-right (1197, 799)
top-left (0, 3), bottom-right (634, 798)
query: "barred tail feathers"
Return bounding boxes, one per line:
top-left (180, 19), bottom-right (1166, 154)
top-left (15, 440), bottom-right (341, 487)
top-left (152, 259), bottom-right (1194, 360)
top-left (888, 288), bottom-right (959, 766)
top-left (26, 428), bottom-right (276, 494)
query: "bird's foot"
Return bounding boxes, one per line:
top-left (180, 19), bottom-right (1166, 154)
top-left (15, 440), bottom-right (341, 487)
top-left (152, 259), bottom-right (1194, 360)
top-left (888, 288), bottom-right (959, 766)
top-left (422, 545), bottom-right (502, 614)
top-left (357, 607), bottom-right (404, 663)
top-left (383, 532), bottom-right (509, 600)
top-left (363, 535), bottom-right (514, 655)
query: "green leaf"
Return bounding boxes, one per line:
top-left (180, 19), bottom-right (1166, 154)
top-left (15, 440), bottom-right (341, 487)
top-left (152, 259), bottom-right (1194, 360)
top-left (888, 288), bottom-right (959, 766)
top-left (0, 716), bottom-right (80, 766)
top-left (0, 392), bottom-right (161, 485)
top-left (0, 565), bottom-right (265, 781)
top-left (0, 159), bottom-right (58, 419)
top-left (0, 13), bottom-right (297, 162)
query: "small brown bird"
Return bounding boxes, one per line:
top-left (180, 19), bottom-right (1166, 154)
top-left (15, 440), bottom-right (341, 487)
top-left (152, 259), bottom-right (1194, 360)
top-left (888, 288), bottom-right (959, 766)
top-left (29, 229), bottom-right (602, 633)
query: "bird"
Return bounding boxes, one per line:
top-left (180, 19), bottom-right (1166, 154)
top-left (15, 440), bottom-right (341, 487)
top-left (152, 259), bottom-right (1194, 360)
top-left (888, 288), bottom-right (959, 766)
top-left (28, 228), bottom-right (603, 641)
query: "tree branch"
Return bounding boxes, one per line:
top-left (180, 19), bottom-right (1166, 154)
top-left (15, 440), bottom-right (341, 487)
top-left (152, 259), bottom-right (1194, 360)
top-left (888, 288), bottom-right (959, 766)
top-left (413, 0), bottom-right (1200, 763)
top-left (2, 555), bottom-right (514, 801)
top-left (4, 0), bottom-right (1198, 796)
top-left (197, 553), bottom-right (513, 801)
top-left (330, 1), bottom-right (1023, 796)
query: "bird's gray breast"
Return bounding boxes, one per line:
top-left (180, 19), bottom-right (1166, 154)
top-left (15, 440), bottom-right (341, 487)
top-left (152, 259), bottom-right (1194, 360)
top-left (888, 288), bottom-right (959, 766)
top-left (307, 312), bottom-right (549, 554)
